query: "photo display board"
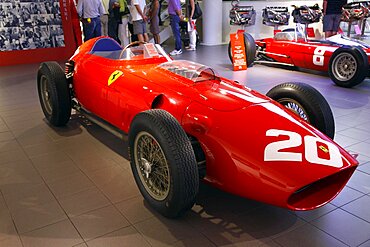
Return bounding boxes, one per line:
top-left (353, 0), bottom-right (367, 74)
top-left (0, 0), bottom-right (81, 66)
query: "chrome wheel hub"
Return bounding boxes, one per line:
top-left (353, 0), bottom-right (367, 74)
top-left (332, 53), bottom-right (357, 81)
top-left (134, 132), bottom-right (170, 201)
top-left (40, 75), bottom-right (52, 115)
top-left (279, 98), bottom-right (309, 122)
top-left (141, 158), bottom-right (152, 179)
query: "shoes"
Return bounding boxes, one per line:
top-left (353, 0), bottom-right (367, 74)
top-left (170, 49), bottom-right (183, 56)
top-left (186, 47), bottom-right (196, 51)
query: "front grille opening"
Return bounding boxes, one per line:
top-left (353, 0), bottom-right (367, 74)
top-left (287, 166), bottom-right (356, 210)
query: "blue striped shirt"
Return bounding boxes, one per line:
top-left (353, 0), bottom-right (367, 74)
top-left (77, 0), bottom-right (105, 18)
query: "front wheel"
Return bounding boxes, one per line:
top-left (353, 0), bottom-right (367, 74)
top-left (129, 110), bottom-right (199, 218)
top-left (266, 82), bottom-right (335, 139)
top-left (328, 46), bottom-right (368, 88)
top-left (37, 62), bottom-right (71, 126)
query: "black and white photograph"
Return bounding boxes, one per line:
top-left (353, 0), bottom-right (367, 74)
top-left (0, 0), bottom-right (65, 51)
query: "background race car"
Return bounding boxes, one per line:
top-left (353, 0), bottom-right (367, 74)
top-left (229, 4), bottom-right (370, 88)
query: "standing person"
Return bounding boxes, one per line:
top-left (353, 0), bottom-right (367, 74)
top-left (100, 0), bottom-right (109, 36)
top-left (77, 0), bottom-right (105, 42)
top-left (149, 0), bottom-right (160, 44)
top-left (128, 18), bottom-right (138, 42)
top-left (186, 0), bottom-right (196, 51)
top-left (168, 0), bottom-right (183, 55)
top-left (108, 0), bottom-right (121, 43)
top-left (129, 0), bottom-right (149, 42)
top-left (158, 0), bottom-right (164, 26)
top-left (118, 0), bottom-right (130, 46)
top-left (323, 0), bottom-right (347, 38)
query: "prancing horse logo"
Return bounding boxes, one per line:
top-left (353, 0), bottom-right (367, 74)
top-left (108, 70), bottom-right (123, 86)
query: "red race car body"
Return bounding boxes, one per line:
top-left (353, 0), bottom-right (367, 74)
top-left (255, 33), bottom-right (370, 87)
top-left (38, 37), bottom-right (358, 217)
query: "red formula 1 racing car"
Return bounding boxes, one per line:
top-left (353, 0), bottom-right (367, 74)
top-left (229, 4), bottom-right (370, 88)
top-left (37, 37), bottom-right (358, 218)
top-left (254, 32), bottom-right (370, 88)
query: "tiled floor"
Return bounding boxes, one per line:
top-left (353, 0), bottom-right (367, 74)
top-left (1, 44), bottom-right (370, 247)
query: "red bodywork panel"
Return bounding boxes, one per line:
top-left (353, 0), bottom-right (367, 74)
top-left (70, 37), bottom-right (358, 210)
top-left (256, 37), bottom-right (370, 71)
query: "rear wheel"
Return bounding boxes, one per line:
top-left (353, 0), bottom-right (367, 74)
top-left (266, 82), bottom-right (335, 139)
top-left (129, 110), bottom-right (199, 218)
top-left (228, 32), bottom-right (256, 67)
top-left (37, 62), bottom-right (71, 126)
top-left (329, 47), bottom-right (368, 88)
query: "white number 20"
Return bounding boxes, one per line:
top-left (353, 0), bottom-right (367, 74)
top-left (313, 47), bottom-right (326, 66)
top-left (264, 129), bottom-right (343, 168)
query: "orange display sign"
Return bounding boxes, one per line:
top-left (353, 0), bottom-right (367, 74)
top-left (230, 32), bottom-right (247, 71)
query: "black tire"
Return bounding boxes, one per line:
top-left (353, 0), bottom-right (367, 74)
top-left (266, 82), bottom-right (335, 139)
top-left (129, 109), bottom-right (199, 218)
top-left (328, 46), bottom-right (368, 88)
top-left (228, 32), bottom-right (256, 67)
top-left (37, 62), bottom-right (71, 126)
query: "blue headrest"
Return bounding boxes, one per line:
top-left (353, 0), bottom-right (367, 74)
top-left (91, 38), bottom-right (122, 52)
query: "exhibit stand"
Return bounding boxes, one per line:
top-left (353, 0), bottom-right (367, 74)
top-left (221, 0), bottom-right (324, 43)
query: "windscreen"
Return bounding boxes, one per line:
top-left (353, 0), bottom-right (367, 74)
top-left (158, 60), bottom-right (219, 83)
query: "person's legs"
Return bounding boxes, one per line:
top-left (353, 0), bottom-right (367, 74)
top-left (119, 15), bottom-right (129, 46)
top-left (158, 0), bottom-right (163, 25)
top-left (150, 16), bottom-right (160, 44)
top-left (170, 15), bottom-right (181, 51)
top-left (323, 14), bottom-right (335, 38)
top-left (82, 21), bottom-right (94, 42)
top-left (143, 33), bottom-right (149, 42)
top-left (188, 19), bottom-right (196, 50)
top-left (100, 15), bottom-right (108, 36)
top-left (108, 17), bottom-right (119, 43)
top-left (137, 33), bottom-right (144, 42)
top-left (141, 20), bottom-right (149, 42)
top-left (128, 22), bottom-right (138, 42)
top-left (332, 14), bottom-right (342, 36)
top-left (154, 34), bottom-right (160, 44)
top-left (94, 17), bottom-right (102, 38)
top-left (133, 20), bottom-right (145, 42)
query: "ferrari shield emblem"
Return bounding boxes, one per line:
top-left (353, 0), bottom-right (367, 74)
top-left (319, 145), bottom-right (329, 153)
top-left (108, 70), bottom-right (123, 86)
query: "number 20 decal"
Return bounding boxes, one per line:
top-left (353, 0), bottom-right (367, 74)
top-left (264, 129), bottom-right (343, 168)
top-left (313, 47), bottom-right (326, 66)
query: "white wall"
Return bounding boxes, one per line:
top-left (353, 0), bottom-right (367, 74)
top-left (221, 1), bottom-right (324, 43)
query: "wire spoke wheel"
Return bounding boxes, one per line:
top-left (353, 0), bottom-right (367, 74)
top-left (332, 53), bottom-right (357, 81)
top-left (266, 82), bottom-right (335, 139)
top-left (129, 110), bottom-right (199, 218)
top-left (37, 62), bottom-right (71, 126)
top-left (277, 98), bottom-right (309, 122)
top-left (40, 75), bottom-right (53, 116)
top-left (134, 131), bottom-right (170, 201)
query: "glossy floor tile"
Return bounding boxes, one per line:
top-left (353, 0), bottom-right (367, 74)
top-left (1, 43), bottom-right (370, 246)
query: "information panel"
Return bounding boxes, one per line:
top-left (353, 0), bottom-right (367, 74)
top-left (0, 0), bottom-right (81, 66)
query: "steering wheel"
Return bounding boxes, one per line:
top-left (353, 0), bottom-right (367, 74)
top-left (119, 41), bottom-right (148, 59)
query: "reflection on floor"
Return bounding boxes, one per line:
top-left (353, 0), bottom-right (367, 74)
top-left (0, 44), bottom-right (370, 247)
